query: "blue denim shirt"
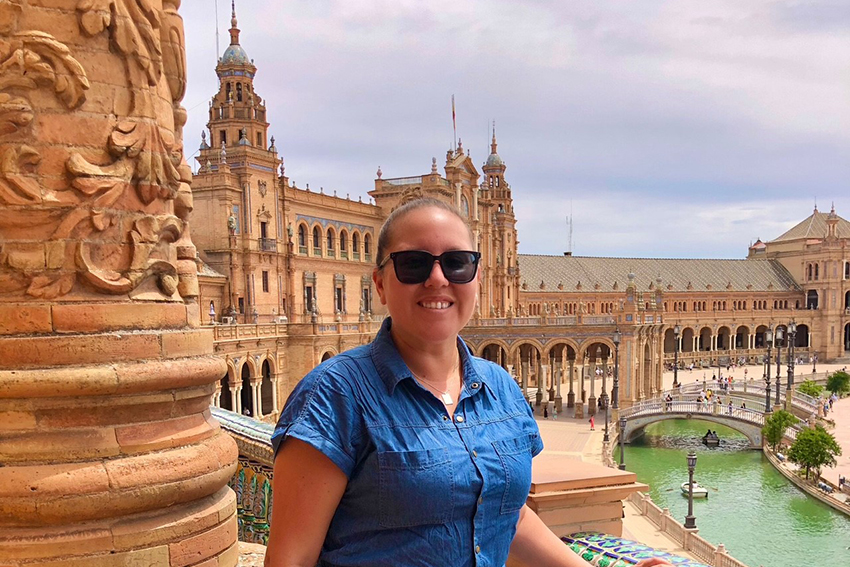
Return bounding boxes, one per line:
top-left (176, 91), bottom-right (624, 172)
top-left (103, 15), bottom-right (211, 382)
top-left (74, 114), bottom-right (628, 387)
top-left (271, 318), bottom-right (543, 567)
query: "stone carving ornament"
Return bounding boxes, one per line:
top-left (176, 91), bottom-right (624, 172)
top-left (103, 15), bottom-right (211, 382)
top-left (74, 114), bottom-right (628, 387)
top-left (0, 0), bottom-right (196, 299)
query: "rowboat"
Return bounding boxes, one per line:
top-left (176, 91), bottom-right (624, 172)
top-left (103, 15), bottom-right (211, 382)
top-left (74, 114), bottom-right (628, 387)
top-left (681, 481), bottom-right (709, 498)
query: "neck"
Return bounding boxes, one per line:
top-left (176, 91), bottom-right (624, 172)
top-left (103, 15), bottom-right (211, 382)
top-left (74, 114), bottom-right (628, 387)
top-left (390, 329), bottom-right (460, 388)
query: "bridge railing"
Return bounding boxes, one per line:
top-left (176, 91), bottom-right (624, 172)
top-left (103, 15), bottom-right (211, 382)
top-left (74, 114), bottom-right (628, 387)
top-left (665, 381), bottom-right (818, 415)
top-left (620, 398), bottom-right (766, 426)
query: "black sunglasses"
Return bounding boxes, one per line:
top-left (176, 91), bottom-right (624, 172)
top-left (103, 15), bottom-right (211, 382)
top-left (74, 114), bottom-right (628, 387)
top-left (379, 250), bottom-right (481, 284)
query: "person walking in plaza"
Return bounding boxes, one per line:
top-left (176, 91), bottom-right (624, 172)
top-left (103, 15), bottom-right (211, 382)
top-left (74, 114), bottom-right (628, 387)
top-left (264, 198), bottom-right (669, 567)
top-left (589, 415), bottom-right (595, 430)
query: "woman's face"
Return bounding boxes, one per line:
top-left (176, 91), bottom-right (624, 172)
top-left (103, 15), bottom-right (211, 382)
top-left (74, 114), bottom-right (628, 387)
top-left (373, 206), bottom-right (478, 347)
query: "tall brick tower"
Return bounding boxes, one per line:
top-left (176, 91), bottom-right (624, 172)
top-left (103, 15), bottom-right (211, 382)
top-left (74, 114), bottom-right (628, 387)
top-left (0, 1), bottom-right (238, 565)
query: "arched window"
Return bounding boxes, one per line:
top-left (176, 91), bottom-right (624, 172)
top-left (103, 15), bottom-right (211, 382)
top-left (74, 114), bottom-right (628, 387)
top-left (326, 228), bottom-right (335, 256)
top-left (312, 226), bottom-right (321, 254)
top-left (236, 83), bottom-right (243, 102)
top-left (364, 233), bottom-right (372, 261)
top-left (298, 225), bottom-right (307, 253)
top-left (814, 263), bottom-right (819, 280)
top-left (460, 195), bottom-right (470, 218)
top-left (352, 232), bottom-right (360, 260)
top-left (340, 230), bottom-right (348, 258)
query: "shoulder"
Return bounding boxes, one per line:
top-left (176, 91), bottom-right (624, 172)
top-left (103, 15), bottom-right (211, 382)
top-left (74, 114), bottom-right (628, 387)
top-left (292, 344), bottom-right (375, 399)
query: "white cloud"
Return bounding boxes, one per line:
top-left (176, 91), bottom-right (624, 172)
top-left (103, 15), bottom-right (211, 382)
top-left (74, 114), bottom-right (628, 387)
top-left (180, 1), bottom-right (850, 259)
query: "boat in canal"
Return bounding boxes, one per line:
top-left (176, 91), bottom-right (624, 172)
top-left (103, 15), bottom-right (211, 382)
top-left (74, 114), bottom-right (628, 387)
top-left (681, 481), bottom-right (709, 498)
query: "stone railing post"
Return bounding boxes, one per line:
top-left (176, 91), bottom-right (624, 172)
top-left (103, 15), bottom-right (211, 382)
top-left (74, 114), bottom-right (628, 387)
top-left (0, 2), bottom-right (238, 565)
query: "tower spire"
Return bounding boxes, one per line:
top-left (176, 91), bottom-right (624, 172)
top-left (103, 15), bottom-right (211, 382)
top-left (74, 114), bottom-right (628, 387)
top-left (491, 120), bottom-right (498, 154)
top-left (229, 0), bottom-right (240, 45)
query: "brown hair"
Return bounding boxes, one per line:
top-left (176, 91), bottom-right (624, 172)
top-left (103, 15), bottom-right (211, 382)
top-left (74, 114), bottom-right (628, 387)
top-left (376, 197), bottom-right (474, 267)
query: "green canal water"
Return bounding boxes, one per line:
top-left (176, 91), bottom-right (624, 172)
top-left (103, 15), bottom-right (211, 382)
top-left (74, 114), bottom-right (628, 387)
top-left (616, 419), bottom-right (850, 566)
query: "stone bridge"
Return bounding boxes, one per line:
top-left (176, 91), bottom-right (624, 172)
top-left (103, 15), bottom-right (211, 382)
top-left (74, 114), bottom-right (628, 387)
top-left (619, 398), bottom-right (768, 448)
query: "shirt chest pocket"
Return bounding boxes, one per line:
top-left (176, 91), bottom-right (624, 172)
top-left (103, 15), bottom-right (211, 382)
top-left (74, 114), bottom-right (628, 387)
top-left (492, 434), bottom-right (536, 514)
top-left (377, 448), bottom-right (454, 528)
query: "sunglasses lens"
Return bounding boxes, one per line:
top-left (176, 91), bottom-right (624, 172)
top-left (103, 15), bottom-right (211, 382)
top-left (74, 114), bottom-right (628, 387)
top-left (394, 251), bottom-right (433, 284)
top-left (441, 251), bottom-right (478, 283)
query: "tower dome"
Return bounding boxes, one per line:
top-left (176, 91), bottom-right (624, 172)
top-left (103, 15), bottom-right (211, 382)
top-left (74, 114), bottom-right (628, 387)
top-left (486, 151), bottom-right (503, 167)
top-left (484, 124), bottom-right (504, 169)
top-left (220, 1), bottom-right (250, 66)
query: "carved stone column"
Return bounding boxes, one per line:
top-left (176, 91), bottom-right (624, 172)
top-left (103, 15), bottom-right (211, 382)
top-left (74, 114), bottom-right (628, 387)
top-left (0, 2), bottom-right (238, 565)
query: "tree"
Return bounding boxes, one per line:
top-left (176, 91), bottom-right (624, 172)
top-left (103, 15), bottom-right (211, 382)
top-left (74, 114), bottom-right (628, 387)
top-left (797, 380), bottom-right (823, 399)
top-left (786, 426), bottom-right (841, 481)
top-left (826, 371), bottom-right (850, 396)
top-left (762, 410), bottom-right (798, 452)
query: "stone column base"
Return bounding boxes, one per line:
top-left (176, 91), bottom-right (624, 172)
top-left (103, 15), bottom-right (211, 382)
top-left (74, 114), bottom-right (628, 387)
top-left (0, 487), bottom-right (237, 566)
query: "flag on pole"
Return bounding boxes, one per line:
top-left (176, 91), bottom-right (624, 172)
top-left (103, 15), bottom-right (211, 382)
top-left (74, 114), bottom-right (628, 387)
top-left (452, 95), bottom-right (457, 151)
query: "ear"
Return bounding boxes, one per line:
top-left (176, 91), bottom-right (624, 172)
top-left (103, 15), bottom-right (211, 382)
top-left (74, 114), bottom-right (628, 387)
top-left (373, 267), bottom-right (388, 306)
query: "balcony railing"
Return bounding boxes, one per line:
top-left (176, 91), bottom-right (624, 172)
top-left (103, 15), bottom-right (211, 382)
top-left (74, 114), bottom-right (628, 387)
top-left (259, 238), bottom-right (277, 252)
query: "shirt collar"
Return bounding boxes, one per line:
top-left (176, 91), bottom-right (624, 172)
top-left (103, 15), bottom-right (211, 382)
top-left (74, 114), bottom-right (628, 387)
top-left (370, 318), bottom-right (495, 398)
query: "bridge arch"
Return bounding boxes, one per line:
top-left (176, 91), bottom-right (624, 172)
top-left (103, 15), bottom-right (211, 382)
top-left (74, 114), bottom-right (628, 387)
top-left (622, 414), bottom-right (762, 448)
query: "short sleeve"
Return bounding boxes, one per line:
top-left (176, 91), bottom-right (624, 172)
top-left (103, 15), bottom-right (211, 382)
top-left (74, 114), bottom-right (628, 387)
top-left (270, 359), bottom-right (362, 478)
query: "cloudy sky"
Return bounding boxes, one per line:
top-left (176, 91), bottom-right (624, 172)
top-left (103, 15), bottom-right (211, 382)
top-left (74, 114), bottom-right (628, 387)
top-left (179, 1), bottom-right (850, 259)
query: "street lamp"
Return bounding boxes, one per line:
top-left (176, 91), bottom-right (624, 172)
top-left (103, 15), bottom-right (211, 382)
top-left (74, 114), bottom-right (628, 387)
top-left (673, 325), bottom-right (681, 387)
top-left (612, 329), bottom-right (621, 409)
top-left (775, 327), bottom-right (783, 406)
top-left (618, 416), bottom-right (627, 470)
top-left (684, 451), bottom-right (698, 529)
top-left (598, 346), bottom-right (610, 443)
top-left (208, 301), bottom-right (216, 325)
top-left (787, 321), bottom-right (797, 393)
top-left (765, 327), bottom-right (773, 413)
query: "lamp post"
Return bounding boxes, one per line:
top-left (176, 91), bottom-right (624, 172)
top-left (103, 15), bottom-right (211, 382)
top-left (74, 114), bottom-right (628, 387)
top-left (765, 327), bottom-right (773, 413)
top-left (673, 325), bottom-right (681, 388)
top-left (208, 302), bottom-right (216, 325)
top-left (787, 321), bottom-right (797, 392)
top-left (684, 451), bottom-right (698, 529)
top-left (598, 346), bottom-right (610, 443)
top-left (775, 327), bottom-right (783, 407)
top-left (612, 329), bottom-right (621, 410)
top-left (618, 416), bottom-right (627, 470)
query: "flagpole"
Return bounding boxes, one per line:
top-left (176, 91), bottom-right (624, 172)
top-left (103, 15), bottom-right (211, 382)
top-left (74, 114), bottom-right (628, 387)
top-left (452, 95), bottom-right (457, 151)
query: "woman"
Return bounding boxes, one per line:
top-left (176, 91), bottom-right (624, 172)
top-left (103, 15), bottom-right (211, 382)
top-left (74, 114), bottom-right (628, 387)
top-left (266, 198), bottom-right (667, 567)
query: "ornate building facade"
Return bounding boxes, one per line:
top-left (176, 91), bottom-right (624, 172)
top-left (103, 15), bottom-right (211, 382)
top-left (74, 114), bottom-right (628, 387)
top-left (193, 6), bottom-right (850, 423)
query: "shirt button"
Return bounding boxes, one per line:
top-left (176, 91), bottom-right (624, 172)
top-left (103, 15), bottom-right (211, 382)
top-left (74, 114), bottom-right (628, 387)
top-left (442, 415), bottom-right (449, 421)
top-left (472, 450), bottom-right (478, 458)
top-left (475, 545), bottom-right (481, 554)
top-left (471, 382), bottom-right (480, 389)
top-left (455, 415), bottom-right (464, 423)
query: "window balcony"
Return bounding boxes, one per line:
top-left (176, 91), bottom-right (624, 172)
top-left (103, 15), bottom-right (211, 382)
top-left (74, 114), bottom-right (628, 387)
top-left (259, 238), bottom-right (277, 252)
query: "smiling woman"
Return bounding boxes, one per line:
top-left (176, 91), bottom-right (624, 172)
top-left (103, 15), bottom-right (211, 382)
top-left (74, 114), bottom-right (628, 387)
top-left (264, 197), bottom-right (671, 567)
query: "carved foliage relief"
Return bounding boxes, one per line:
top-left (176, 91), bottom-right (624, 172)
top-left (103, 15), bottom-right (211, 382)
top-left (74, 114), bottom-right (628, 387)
top-left (0, 0), bottom-right (194, 299)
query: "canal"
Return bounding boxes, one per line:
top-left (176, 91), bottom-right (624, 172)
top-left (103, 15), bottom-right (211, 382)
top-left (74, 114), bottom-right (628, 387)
top-left (617, 418), bottom-right (849, 566)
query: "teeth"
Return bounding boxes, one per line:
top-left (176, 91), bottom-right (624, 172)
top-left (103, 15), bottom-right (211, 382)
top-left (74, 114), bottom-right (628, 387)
top-left (421, 301), bottom-right (451, 309)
